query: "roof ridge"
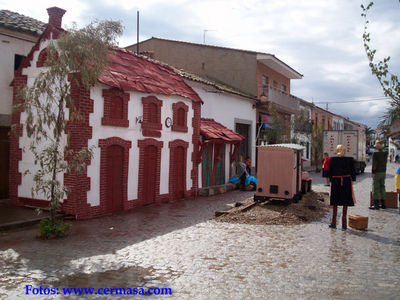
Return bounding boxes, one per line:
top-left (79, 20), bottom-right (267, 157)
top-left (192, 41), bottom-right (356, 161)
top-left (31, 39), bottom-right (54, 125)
top-left (0, 9), bottom-right (46, 36)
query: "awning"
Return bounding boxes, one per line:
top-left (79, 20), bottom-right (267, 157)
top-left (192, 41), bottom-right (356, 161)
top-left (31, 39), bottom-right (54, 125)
top-left (200, 118), bottom-right (244, 143)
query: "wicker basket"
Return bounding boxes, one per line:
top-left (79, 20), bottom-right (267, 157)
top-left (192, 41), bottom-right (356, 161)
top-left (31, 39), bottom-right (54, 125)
top-left (348, 214), bottom-right (368, 230)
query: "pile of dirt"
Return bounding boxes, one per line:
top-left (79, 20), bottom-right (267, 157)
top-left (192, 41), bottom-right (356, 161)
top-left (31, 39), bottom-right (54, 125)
top-left (215, 191), bottom-right (330, 225)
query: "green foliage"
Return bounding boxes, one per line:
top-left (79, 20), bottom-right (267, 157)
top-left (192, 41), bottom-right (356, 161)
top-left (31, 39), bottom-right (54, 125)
top-left (39, 218), bottom-right (71, 239)
top-left (365, 125), bottom-right (374, 148)
top-left (263, 103), bottom-right (286, 144)
top-left (361, 1), bottom-right (400, 126)
top-left (311, 123), bottom-right (324, 170)
top-left (291, 109), bottom-right (312, 144)
top-left (16, 20), bottom-right (122, 223)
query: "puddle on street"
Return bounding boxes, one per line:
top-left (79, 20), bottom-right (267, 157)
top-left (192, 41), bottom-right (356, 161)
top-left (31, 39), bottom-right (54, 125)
top-left (47, 266), bottom-right (180, 289)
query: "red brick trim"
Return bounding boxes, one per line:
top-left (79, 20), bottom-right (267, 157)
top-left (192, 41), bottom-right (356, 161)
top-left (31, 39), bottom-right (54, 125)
top-left (9, 26), bottom-right (72, 209)
top-left (36, 48), bottom-right (59, 68)
top-left (18, 197), bottom-right (51, 208)
top-left (62, 74), bottom-right (94, 219)
top-left (47, 7), bottom-right (66, 28)
top-left (99, 137), bottom-right (132, 215)
top-left (169, 139), bottom-right (189, 201)
top-left (142, 96), bottom-right (162, 137)
top-left (138, 138), bottom-right (163, 204)
top-left (190, 102), bottom-right (201, 197)
top-left (142, 129), bottom-right (161, 138)
top-left (172, 101), bottom-right (189, 133)
top-left (102, 88), bottom-right (130, 127)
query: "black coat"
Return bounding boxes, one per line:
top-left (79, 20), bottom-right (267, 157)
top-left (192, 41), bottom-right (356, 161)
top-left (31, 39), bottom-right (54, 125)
top-left (329, 157), bottom-right (356, 206)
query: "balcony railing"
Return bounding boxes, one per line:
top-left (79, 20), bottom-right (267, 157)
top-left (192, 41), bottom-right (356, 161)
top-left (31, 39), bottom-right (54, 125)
top-left (259, 85), bottom-right (300, 113)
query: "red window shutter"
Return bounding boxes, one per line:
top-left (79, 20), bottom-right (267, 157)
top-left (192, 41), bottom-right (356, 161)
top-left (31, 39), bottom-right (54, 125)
top-left (149, 102), bottom-right (158, 124)
top-left (110, 96), bottom-right (124, 120)
top-left (177, 108), bottom-right (185, 126)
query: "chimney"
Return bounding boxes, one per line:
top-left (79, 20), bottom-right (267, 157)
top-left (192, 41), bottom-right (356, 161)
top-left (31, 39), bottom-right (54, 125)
top-left (47, 7), bottom-right (66, 28)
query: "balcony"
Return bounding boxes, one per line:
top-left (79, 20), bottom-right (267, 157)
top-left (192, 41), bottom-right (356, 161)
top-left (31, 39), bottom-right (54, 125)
top-left (259, 85), bottom-right (300, 114)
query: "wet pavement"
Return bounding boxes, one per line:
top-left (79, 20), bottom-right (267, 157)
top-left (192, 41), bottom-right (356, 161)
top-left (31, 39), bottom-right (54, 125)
top-left (0, 162), bottom-right (399, 299)
top-left (0, 199), bottom-right (51, 228)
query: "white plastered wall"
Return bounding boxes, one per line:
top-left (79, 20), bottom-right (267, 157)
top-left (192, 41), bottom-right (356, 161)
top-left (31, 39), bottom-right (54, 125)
top-left (86, 85), bottom-right (195, 206)
top-left (0, 33), bottom-right (36, 116)
top-left (185, 80), bottom-right (256, 188)
top-left (18, 39), bottom-right (69, 200)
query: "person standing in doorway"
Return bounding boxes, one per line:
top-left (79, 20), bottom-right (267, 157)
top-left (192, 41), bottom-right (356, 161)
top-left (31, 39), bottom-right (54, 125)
top-left (322, 152), bottom-right (330, 186)
top-left (370, 140), bottom-right (388, 210)
top-left (329, 144), bottom-right (356, 230)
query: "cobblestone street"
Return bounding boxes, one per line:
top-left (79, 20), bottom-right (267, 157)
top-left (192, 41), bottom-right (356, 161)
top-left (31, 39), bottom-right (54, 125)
top-left (0, 162), bottom-right (399, 299)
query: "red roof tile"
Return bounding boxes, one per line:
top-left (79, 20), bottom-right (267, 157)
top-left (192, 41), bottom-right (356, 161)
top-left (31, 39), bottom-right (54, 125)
top-left (99, 48), bottom-right (202, 103)
top-left (200, 118), bottom-right (244, 143)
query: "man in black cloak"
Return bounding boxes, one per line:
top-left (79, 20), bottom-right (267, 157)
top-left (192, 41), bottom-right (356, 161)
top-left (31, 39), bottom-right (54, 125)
top-left (329, 144), bottom-right (356, 230)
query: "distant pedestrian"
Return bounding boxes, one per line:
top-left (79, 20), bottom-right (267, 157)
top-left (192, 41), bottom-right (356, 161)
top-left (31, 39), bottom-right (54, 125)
top-left (370, 140), bottom-right (388, 210)
top-left (395, 165), bottom-right (400, 214)
top-left (396, 154), bottom-right (399, 163)
top-left (329, 145), bottom-right (356, 230)
top-left (322, 152), bottom-right (330, 186)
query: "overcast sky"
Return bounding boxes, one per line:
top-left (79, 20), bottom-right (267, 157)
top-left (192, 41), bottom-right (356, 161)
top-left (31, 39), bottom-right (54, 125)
top-left (2, 0), bottom-right (399, 128)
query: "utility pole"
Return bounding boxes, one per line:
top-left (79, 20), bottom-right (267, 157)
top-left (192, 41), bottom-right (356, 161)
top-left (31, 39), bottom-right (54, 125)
top-left (203, 29), bottom-right (215, 44)
top-left (136, 11), bottom-right (139, 54)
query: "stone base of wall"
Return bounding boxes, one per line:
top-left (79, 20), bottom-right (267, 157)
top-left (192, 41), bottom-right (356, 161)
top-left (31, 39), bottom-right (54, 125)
top-left (199, 183), bottom-right (237, 197)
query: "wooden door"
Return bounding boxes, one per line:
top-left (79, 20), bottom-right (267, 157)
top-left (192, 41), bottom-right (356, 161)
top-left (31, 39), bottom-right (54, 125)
top-left (106, 145), bottom-right (124, 212)
top-left (173, 146), bottom-right (185, 199)
top-left (235, 123), bottom-right (249, 161)
top-left (215, 145), bottom-right (225, 185)
top-left (0, 128), bottom-right (9, 199)
top-left (202, 144), bottom-right (213, 187)
top-left (143, 145), bottom-right (157, 204)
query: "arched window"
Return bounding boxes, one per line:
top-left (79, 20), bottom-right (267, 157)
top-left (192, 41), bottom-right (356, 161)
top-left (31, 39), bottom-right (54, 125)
top-left (102, 88), bottom-right (129, 127)
top-left (142, 96), bottom-right (162, 137)
top-left (172, 102), bottom-right (188, 132)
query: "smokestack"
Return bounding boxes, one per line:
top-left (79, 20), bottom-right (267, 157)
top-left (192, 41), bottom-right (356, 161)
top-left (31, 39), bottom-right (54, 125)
top-left (47, 7), bottom-right (66, 28)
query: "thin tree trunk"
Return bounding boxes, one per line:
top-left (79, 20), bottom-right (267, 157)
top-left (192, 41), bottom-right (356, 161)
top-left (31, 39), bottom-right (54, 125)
top-left (50, 96), bottom-right (64, 223)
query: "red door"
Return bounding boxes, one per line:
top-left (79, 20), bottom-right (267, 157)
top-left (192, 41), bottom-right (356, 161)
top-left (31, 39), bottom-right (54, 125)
top-left (173, 146), bottom-right (185, 199)
top-left (143, 145), bottom-right (157, 205)
top-left (106, 145), bottom-right (124, 212)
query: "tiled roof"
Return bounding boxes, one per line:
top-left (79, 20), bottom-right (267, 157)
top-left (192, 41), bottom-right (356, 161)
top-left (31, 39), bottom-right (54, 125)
top-left (258, 143), bottom-right (305, 151)
top-left (200, 118), bottom-right (244, 143)
top-left (0, 9), bottom-right (46, 36)
top-left (174, 68), bottom-right (257, 101)
top-left (99, 48), bottom-right (202, 103)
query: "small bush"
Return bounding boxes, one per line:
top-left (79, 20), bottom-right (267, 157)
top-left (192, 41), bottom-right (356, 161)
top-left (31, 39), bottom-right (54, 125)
top-left (39, 219), bottom-right (71, 239)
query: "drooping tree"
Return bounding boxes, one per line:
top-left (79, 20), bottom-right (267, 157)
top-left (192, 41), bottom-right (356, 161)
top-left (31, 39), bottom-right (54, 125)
top-left (16, 20), bottom-right (122, 228)
top-left (361, 1), bottom-right (400, 126)
top-left (311, 123), bottom-right (324, 172)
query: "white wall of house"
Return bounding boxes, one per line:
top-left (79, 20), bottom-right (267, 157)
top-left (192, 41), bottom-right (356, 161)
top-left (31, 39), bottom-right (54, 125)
top-left (186, 80), bottom-right (256, 187)
top-left (0, 33), bottom-right (36, 118)
top-left (294, 105), bottom-right (312, 168)
top-left (388, 137), bottom-right (399, 161)
top-left (17, 38), bottom-right (196, 205)
top-left (18, 39), bottom-right (69, 200)
top-left (87, 86), bottom-right (194, 206)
